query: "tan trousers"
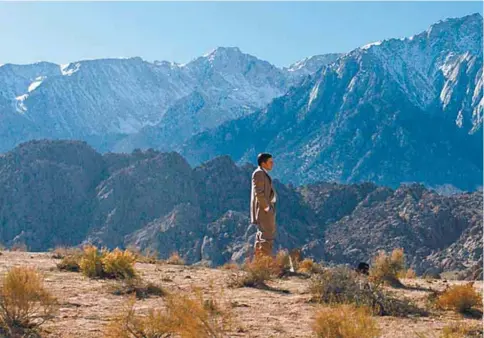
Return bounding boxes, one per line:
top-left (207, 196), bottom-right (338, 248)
top-left (254, 230), bottom-right (274, 259)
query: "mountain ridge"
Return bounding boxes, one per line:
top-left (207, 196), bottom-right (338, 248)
top-left (182, 13), bottom-right (483, 191)
top-left (0, 139), bottom-right (481, 278)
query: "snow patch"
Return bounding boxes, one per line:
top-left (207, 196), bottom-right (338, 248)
top-left (288, 57), bottom-right (309, 72)
top-left (307, 81), bottom-right (320, 110)
top-left (60, 63), bottom-right (81, 76)
top-left (360, 41), bottom-right (383, 50)
top-left (15, 94), bottom-right (28, 113)
top-left (456, 110), bottom-right (464, 128)
top-left (28, 76), bottom-right (45, 92)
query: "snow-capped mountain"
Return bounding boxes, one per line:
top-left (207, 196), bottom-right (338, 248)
top-left (285, 53), bottom-right (342, 77)
top-left (0, 47), bottom-right (337, 152)
top-left (182, 13), bottom-right (483, 191)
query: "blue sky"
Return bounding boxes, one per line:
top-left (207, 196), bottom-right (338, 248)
top-left (0, 2), bottom-right (481, 67)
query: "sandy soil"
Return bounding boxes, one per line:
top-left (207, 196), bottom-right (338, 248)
top-left (0, 251), bottom-right (481, 338)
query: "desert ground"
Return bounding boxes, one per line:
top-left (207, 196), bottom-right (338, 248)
top-left (0, 251), bottom-right (482, 338)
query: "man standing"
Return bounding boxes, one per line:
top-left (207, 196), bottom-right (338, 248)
top-left (250, 153), bottom-right (277, 258)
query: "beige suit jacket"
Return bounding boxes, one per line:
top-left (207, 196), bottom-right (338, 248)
top-left (250, 167), bottom-right (276, 240)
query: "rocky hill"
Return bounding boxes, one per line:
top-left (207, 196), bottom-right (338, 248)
top-left (0, 140), bottom-right (481, 277)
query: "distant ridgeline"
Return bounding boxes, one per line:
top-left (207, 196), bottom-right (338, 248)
top-left (0, 140), bottom-right (481, 279)
top-left (0, 14), bottom-right (482, 190)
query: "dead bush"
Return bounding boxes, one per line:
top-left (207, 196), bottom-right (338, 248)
top-left (220, 262), bottom-right (240, 271)
top-left (404, 268), bottom-right (417, 279)
top-left (230, 255), bottom-right (277, 288)
top-left (0, 267), bottom-right (58, 336)
top-left (11, 243), bottom-right (28, 252)
top-left (165, 252), bottom-right (185, 265)
top-left (56, 254), bottom-right (81, 272)
top-left (312, 304), bottom-right (380, 338)
top-left (110, 278), bottom-right (165, 300)
top-left (274, 250), bottom-right (291, 275)
top-left (440, 322), bottom-right (483, 338)
top-left (105, 288), bottom-right (233, 337)
top-left (436, 284), bottom-right (482, 314)
top-left (310, 267), bottom-right (425, 317)
top-left (298, 258), bottom-right (323, 274)
top-left (370, 248), bottom-right (405, 287)
top-left (166, 287), bottom-right (233, 337)
top-left (126, 246), bottom-right (159, 264)
top-left (51, 246), bottom-right (82, 259)
top-left (104, 297), bottom-right (173, 338)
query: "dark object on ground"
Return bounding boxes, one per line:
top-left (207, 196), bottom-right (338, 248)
top-left (356, 262), bottom-right (370, 275)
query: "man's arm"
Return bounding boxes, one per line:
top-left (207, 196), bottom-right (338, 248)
top-left (252, 171), bottom-right (270, 212)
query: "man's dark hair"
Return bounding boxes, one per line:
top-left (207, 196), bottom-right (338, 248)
top-left (257, 153), bottom-right (272, 166)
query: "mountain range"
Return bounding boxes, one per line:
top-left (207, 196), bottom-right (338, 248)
top-left (0, 140), bottom-right (481, 278)
top-left (1, 14), bottom-right (481, 190)
top-left (0, 47), bottom-right (338, 153)
top-left (182, 13), bottom-right (483, 191)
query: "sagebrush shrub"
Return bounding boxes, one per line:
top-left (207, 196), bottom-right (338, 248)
top-left (102, 248), bottom-right (137, 280)
top-left (220, 262), bottom-right (240, 271)
top-left (51, 246), bottom-right (82, 259)
top-left (0, 267), bottom-right (58, 336)
top-left (370, 248), bottom-right (405, 286)
top-left (166, 252), bottom-right (185, 265)
top-left (441, 322), bottom-right (483, 338)
top-left (57, 255), bottom-right (81, 272)
top-left (298, 258), bottom-right (323, 274)
top-left (310, 267), bottom-right (425, 317)
top-left (110, 278), bottom-right (165, 300)
top-left (106, 288), bottom-right (233, 338)
top-left (436, 284), bottom-right (482, 314)
top-left (312, 304), bottom-right (380, 338)
top-left (231, 255), bottom-right (277, 288)
top-left (104, 297), bottom-right (173, 338)
top-left (79, 245), bottom-right (105, 278)
top-left (126, 246), bottom-right (159, 264)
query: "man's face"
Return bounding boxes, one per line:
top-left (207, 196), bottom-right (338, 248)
top-left (262, 157), bottom-right (274, 171)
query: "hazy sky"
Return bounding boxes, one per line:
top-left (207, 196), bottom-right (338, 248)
top-left (0, 1), bottom-right (481, 67)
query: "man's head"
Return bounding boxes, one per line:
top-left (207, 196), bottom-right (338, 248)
top-left (257, 153), bottom-right (273, 171)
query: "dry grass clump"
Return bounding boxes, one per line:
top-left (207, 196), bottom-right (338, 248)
top-left (10, 243), bottom-right (28, 252)
top-left (105, 288), bottom-right (233, 338)
top-left (56, 254), bottom-right (81, 272)
top-left (440, 322), bottom-right (483, 338)
top-left (404, 268), bottom-right (417, 279)
top-left (59, 245), bottom-right (138, 280)
top-left (0, 267), bottom-right (58, 336)
top-left (309, 267), bottom-right (425, 317)
top-left (51, 246), bottom-right (82, 259)
top-left (79, 245), bottom-right (106, 278)
top-left (104, 297), bottom-right (172, 338)
top-left (370, 248), bottom-right (405, 287)
top-left (110, 278), bottom-right (165, 300)
top-left (102, 248), bottom-right (137, 280)
top-left (220, 262), bottom-right (240, 271)
top-left (55, 246), bottom-right (84, 272)
top-left (165, 252), bottom-right (185, 265)
top-left (274, 250), bottom-right (291, 275)
top-left (298, 258), bottom-right (323, 274)
top-left (312, 304), bottom-right (380, 338)
top-left (230, 255), bottom-right (278, 288)
top-left (126, 246), bottom-right (159, 264)
top-left (436, 284), bottom-right (482, 314)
